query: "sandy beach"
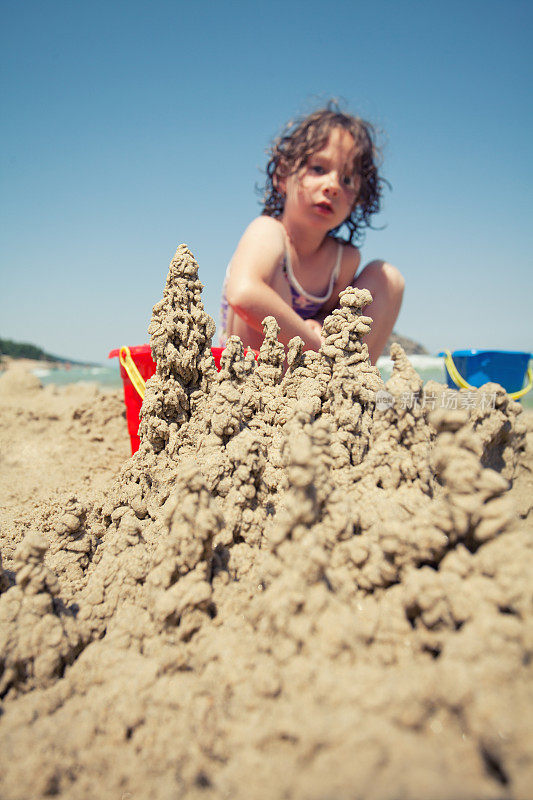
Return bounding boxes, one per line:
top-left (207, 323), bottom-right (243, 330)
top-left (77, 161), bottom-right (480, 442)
top-left (1, 246), bottom-right (532, 800)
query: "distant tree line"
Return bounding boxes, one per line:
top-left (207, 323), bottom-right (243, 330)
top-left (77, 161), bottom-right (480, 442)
top-left (0, 337), bottom-right (63, 362)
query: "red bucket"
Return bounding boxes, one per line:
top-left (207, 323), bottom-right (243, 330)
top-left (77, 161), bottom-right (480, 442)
top-left (109, 345), bottom-right (232, 453)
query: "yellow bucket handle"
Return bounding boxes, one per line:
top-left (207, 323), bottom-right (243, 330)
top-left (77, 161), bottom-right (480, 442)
top-left (119, 346), bottom-right (146, 399)
top-left (443, 350), bottom-right (533, 401)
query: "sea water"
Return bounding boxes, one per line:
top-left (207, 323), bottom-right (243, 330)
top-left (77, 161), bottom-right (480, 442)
top-left (34, 355), bottom-right (533, 409)
top-left (35, 364), bottom-right (123, 389)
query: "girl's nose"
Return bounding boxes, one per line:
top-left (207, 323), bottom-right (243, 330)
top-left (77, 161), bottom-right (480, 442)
top-left (324, 174), bottom-right (340, 196)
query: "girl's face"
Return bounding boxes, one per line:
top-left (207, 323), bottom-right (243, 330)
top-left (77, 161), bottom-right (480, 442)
top-left (280, 127), bottom-right (360, 232)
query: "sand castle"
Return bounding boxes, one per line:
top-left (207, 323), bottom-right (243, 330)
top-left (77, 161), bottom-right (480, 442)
top-left (0, 245), bottom-right (531, 799)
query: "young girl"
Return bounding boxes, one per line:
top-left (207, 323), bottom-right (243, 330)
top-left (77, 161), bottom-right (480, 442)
top-left (219, 104), bottom-right (404, 364)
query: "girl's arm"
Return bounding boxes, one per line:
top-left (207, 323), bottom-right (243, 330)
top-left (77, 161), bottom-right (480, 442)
top-left (225, 217), bottom-right (323, 350)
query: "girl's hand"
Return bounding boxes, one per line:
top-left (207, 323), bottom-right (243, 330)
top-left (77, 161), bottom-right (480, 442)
top-left (304, 318), bottom-right (324, 350)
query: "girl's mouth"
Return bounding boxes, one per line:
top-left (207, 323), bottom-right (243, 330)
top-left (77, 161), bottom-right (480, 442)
top-left (315, 201), bottom-right (333, 214)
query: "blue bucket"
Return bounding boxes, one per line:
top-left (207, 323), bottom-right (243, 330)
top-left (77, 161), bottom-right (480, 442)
top-left (438, 350), bottom-right (532, 395)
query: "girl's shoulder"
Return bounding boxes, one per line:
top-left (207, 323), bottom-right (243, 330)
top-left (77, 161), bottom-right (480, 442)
top-left (233, 215), bottom-right (286, 264)
top-left (241, 215), bottom-right (286, 247)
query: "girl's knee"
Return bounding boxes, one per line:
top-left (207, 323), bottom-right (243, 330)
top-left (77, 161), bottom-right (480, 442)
top-left (365, 260), bottom-right (405, 297)
top-left (384, 262), bottom-right (405, 297)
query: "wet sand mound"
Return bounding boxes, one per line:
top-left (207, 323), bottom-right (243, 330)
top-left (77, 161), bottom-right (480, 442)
top-left (0, 245), bottom-right (531, 800)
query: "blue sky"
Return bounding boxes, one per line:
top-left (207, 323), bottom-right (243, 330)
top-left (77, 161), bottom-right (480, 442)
top-left (1, 0), bottom-right (532, 362)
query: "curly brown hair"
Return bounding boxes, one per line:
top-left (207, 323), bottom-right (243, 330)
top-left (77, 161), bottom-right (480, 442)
top-left (262, 102), bottom-right (386, 245)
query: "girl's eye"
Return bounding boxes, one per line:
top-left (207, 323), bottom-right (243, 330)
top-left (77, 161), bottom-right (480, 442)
top-left (311, 165), bottom-right (325, 175)
top-left (343, 175), bottom-right (355, 188)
